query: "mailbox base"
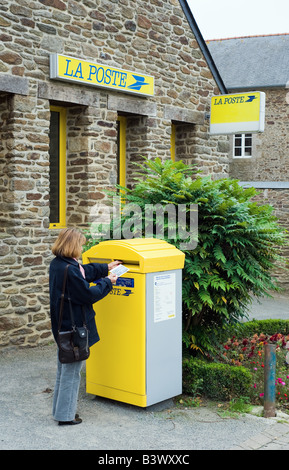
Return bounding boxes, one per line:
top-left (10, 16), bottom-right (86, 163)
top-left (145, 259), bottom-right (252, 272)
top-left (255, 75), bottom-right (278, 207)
top-left (87, 381), bottom-right (147, 407)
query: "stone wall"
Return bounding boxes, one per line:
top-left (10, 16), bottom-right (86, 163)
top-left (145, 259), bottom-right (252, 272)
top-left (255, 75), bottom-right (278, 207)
top-left (0, 0), bottom-right (229, 348)
top-left (229, 88), bottom-right (289, 181)
top-left (174, 122), bottom-right (229, 178)
top-left (254, 189), bottom-right (289, 290)
top-left (0, 90), bottom-right (52, 347)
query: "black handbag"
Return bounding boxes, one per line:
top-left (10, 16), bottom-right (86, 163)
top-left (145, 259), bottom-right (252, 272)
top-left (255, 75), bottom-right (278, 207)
top-left (57, 265), bottom-right (90, 364)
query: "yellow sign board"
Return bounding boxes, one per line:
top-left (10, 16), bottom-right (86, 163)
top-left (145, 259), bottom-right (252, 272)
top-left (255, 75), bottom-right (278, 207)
top-left (50, 54), bottom-right (154, 97)
top-left (210, 91), bottom-right (265, 134)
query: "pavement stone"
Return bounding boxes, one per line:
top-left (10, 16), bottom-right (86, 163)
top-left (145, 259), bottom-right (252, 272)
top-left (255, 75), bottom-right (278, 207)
top-left (230, 422), bottom-right (289, 450)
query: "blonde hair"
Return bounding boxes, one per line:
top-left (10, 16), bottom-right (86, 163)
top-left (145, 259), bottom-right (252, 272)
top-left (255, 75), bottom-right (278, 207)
top-left (51, 228), bottom-right (86, 259)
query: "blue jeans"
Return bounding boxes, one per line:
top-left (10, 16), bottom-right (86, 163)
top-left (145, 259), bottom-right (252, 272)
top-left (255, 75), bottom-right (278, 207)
top-left (52, 354), bottom-right (84, 422)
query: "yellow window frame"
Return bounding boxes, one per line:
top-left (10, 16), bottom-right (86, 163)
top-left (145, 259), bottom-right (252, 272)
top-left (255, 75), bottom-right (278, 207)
top-left (117, 116), bottom-right (126, 188)
top-left (49, 105), bottom-right (67, 229)
top-left (171, 123), bottom-right (176, 162)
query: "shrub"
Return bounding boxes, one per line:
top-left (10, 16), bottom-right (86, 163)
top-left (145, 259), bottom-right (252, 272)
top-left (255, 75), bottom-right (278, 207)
top-left (121, 158), bottom-right (287, 327)
top-left (183, 323), bottom-right (289, 406)
top-left (219, 330), bottom-right (289, 406)
top-left (183, 357), bottom-right (252, 401)
top-left (84, 157), bottom-right (288, 354)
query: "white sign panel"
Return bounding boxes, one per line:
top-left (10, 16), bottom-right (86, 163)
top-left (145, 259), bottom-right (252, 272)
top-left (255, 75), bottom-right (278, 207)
top-left (154, 273), bottom-right (176, 323)
top-left (210, 91), bottom-right (266, 135)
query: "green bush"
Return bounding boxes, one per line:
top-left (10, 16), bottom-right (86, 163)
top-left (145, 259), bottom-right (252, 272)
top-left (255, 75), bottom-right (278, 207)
top-left (183, 321), bottom-right (289, 406)
top-left (217, 327), bottom-right (289, 407)
top-left (118, 159), bottom-right (287, 334)
top-left (84, 157), bottom-right (288, 355)
top-left (183, 357), bottom-right (252, 401)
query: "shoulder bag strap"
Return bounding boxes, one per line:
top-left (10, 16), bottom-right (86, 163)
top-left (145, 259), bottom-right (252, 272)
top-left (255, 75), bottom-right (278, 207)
top-left (67, 277), bottom-right (87, 328)
top-left (57, 265), bottom-right (70, 333)
top-left (66, 273), bottom-right (77, 330)
top-left (58, 264), bottom-right (87, 332)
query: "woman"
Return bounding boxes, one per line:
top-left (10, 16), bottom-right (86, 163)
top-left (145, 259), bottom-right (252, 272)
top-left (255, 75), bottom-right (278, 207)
top-left (49, 228), bottom-right (119, 426)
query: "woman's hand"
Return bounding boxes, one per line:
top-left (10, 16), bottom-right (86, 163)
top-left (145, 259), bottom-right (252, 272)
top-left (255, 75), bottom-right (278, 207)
top-left (107, 273), bottom-right (118, 284)
top-left (108, 260), bottom-right (122, 271)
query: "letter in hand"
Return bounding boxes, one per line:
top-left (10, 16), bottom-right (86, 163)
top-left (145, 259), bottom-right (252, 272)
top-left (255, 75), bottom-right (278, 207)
top-left (108, 273), bottom-right (118, 284)
top-left (108, 260), bottom-right (122, 271)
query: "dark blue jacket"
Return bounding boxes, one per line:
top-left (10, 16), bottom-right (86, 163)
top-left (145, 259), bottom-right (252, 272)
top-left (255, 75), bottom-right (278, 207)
top-left (49, 256), bottom-right (112, 347)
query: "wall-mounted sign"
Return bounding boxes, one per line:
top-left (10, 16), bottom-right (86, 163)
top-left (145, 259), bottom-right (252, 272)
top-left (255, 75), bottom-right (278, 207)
top-left (210, 91), bottom-right (265, 135)
top-left (50, 54), bottom-right (154, 97)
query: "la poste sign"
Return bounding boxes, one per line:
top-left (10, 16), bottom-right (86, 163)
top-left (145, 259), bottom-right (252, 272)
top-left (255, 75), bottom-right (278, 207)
top-left (210, 91), bottom-right (265, 135)
top-left (50, 54), bottom-right (154, 97)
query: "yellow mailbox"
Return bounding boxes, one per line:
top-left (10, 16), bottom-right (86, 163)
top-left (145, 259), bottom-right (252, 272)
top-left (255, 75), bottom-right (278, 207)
top-left (82, 238), bottom-right (185, 407)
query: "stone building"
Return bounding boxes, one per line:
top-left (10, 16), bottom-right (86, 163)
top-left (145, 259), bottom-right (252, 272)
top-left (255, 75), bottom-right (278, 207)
top-left (0, 0), bottom-right (229, 348)
top-left (207, 34), bottom-right (289, 288)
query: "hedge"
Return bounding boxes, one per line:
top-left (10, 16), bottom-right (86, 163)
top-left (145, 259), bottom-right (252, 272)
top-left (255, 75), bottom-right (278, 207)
top-left (220, 319), bottom-right (289, 342)
top-left (182, 319), bottom-right (289, 401)
top-left (183, 357), bottom-right (252, 401)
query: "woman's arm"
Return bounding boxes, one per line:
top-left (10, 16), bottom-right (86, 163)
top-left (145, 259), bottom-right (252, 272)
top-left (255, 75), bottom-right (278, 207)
top-left (68, 266), bottom-right (113, 305)
top-left (82, 262), bottom-right (109, 283)
top-left (83, 261), bottom-right (121, 283)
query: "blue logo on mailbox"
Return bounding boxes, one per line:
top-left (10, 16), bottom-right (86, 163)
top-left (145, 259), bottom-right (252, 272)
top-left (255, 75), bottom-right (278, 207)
top-left (122, 289), bottom-right (133, 297)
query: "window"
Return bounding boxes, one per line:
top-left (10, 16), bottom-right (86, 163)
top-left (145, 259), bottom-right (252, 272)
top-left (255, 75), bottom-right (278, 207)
top-left (49, 106), bottom-right (66, 228)
top-left (117, 116), bottom-right (126, 187)
top-left (234, 133), bottom-right (252, 158)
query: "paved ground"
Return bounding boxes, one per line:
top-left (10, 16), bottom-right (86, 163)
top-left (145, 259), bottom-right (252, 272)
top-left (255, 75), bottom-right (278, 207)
top-left (1, 292), bottom-right (289, 453)
top-left (249, 292), bottom-right (289, 321)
